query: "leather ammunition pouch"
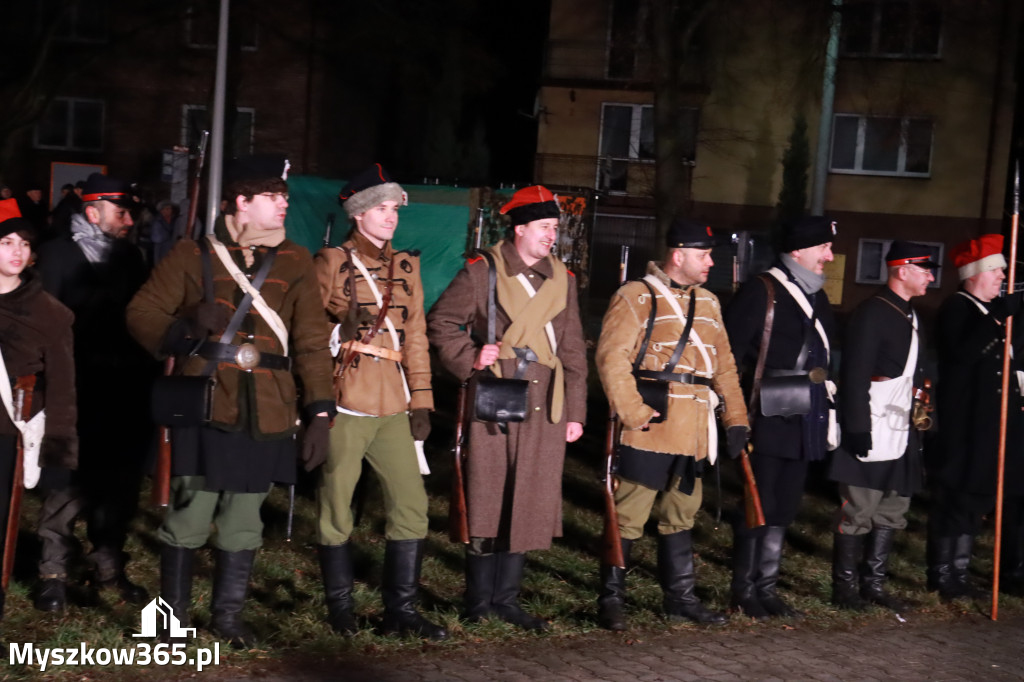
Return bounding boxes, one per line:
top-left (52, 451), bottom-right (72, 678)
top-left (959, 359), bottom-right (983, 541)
top-left (150, 375), bottom-right (215, 426)
top-left (758, 372), bottom-right (812, 418)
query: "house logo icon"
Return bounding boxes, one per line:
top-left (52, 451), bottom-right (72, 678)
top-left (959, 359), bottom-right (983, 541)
top-left (132, 597), bottom-right (197, 639)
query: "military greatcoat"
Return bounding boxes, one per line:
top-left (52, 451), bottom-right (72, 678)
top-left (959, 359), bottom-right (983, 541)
top-left (427, 241), bottom-right (588, 553)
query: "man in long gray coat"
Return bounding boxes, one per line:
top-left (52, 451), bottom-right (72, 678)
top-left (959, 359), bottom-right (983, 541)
top-left (428, 185), bottom-right (587, 631)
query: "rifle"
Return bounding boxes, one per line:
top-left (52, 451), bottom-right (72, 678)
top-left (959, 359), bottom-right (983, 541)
top-left (449, 383), bottom-right (470, 543)
top-left (739, 444), bottom-right (766, 529)
top-left (153, 130), bottom-right (209, 508)
top-left (322, 212), bottom-right (336, 249)
top-left (601, 245), bottom-right (630, 569)
top-left (3, 375), bottom-right (36, 591)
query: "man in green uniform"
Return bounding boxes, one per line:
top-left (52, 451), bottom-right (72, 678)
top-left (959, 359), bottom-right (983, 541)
top-left (127, 156), bottom-right (335, 647)
top-left (313, 164), bottom-right (445, 640)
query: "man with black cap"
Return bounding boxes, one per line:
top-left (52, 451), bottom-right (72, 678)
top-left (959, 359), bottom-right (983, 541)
top-left (34, 172), bottom-right (154, 612)
top-left (312, 163), bottom-right (445, 640)
top-left (593, 218), bottom-right (748, 630)
top-left (828, 240), bottom-right (937, 612)
top-left (428, 185), bottom-right (588, 631)
top-left (928, 234), bottom-right (1024, 600)
top-left (126, 155), bottom-right (334, 648)
top-left (724, 216), bottom-right (838, 619)
top-left (0, 199), bottom-right (77, 621)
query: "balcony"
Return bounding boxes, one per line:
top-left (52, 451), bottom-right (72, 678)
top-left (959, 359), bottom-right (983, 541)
top-left (534, 153), bottom-right (656, 197)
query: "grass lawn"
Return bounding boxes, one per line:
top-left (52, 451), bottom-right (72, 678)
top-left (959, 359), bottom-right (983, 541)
top-left (2, 381), bottom-right (1020, 680)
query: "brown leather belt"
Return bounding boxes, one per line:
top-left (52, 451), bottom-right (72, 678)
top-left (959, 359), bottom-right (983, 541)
top-left (341, 339), bottom-right (402, 362)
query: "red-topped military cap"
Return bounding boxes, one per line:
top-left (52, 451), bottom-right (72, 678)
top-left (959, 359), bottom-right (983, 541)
top-left (0, 198), bottom-right (34, 239)
top-left (950, 233), bottom-right (1006, 280)
top-left (885, 240), bottom-right (940, 269)
top-left (499, 185), bottom-right (560, 226)
top-left (80, 173), bottom-right (136, 208)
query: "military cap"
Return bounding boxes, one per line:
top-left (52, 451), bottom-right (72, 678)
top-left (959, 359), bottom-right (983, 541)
top-left (885, 240), bottom-right (940, 269)
top-left (224, 154), bottom-right (290, 187)
top-left (338, 163), bottom-right (407, 218)
top-left (0, 198), bottom-right (34, 240)
top-left (499, 185), bottom-right (560, 226)
top-left (781, 215), bottom-right (837, 252)
top-left (80, 173), bottom-right (136, 209)
top-left (666, 218), bottom-right (719, 249)
top-left (951, 234), bottom-right (1006, 281)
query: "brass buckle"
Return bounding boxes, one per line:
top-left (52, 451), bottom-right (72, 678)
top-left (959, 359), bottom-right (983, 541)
top-left (234, 343), bottom-right (261, 371)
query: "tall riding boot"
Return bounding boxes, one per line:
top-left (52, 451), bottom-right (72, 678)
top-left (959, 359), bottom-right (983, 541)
top-left (926, 534), bottom-right (960, 600)
top-left (318, 543), bottom-right (357, 635)
top-left (463, 552), bottom-right (497, 622)
top-left (380, 539), bottom-right (447, 640)
top-left (159, 545), bottom-right (194, 641)
top-left (597, 538), bottom-right (633, 631)
top-left (730, 528), bottom-right (769, 620)
top-left (657, 530), bottom-right (727, 625)
top-left (210, 549), bottom-right (257, 649)
top-left (492, 552), bottom-right (549, 631)
top-left (860, 527), bottom-right (909, 612)
top-left (756, 526), bottom-right (803, 618)
top-left (951, 534), bottom-right (982, 600)
top-left (831, 533), bottom-right (867, 610)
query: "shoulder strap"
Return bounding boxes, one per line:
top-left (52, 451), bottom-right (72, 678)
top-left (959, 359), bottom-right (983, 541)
top-left (632, 280), bottom-right (659, 374)
top-left (199, 238), bottom-right (214, 303)
top-left (749, 274), bottom-right (776, 418)
top-left (661, 290), bottom-right (697, 373)
top-left (477, 249), bottom-right (498, 345)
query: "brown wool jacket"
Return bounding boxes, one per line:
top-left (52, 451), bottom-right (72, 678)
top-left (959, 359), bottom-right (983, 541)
top-left (595, 262), bottom-right (748, 459)
top-left (314, 231), bottom-right (433, 416)
top-left (0, 271), bottom-right (78, 469)
top-left (126, 227), bottom-right (335, 438)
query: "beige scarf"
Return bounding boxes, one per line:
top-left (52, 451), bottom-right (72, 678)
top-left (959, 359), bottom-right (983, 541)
top-left (490, 241), bottom-right (568, 422)
top-left (224, 215), bottom-right (286, 266)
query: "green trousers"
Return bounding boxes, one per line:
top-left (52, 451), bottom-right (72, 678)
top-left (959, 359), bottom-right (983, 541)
top-left (614, 477), bottom-right (703, 541)
top-left (316, 411), bottom-right (428, 545)
top-left (158, 476), bottom-right (271, 552)
top-left (836, 483), bottom-right (910, 535)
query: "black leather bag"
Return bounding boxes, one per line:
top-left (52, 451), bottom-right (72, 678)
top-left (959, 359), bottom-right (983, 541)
top-left (629, 281), bottom-right (695, 425)
top-left (758, 375), bottom-right (812, 418)
top-left (635, 378), bottom-right (669, 422)
top-left (150, 375), bottom-right (216, 426)
top-left (473, 372), bottom-right (529, 423)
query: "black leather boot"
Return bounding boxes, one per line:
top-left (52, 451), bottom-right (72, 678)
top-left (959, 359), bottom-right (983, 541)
top-left (951, 534), bottom-right (982, 600)
top-left (159, 545), bottom-right (194, 642)
top-left (492, 552), bottom-right (549, 631)
top-left (927, 534), bottom-right (961, 600)
top-left (831, 533), bottom-right (867, 610)
top-left (860, 527), bottom-right (909, 612)
top-left (657, 530), bottom-right (727, 625)
top-left (210, 549), bottom-right (257, 649)
top-left (730, 528), bottom-right (769, 620)
top-left (463, 552), bottom-right (497, 622)
top-left (33, 577), bottom-right (67, 612)
top-left (597, 538), bottom-right (633, 631)
top-left (756, 526), bottom-right (803, 618)
top-left (1001, 523), bottom-right (1024, 597)
top-left (319, 543), bottom-right (357, 636)
top-left (380, 539), bottom-right (447, 640)
top-left (95, 572), bottom-right (150, 605)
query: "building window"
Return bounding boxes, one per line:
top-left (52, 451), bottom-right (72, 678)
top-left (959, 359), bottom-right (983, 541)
top-left (856, 238), bottom-right (943, 288)
top-left (185, 2), bottom-right (258, 50)
top-left (181, 105), bottom-right (255, 157)
top-left (841, 0), bottom-right (942, 59)
top-left (34, 98), bottom-right (104, 151)
top-left (39, 0), bottom-right (108, 43)
top-left (830, 114), bottom-right (932, 177)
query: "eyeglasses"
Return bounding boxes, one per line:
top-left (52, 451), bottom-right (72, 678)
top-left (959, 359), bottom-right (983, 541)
top-left (258, 192), bottom-right (289, 202)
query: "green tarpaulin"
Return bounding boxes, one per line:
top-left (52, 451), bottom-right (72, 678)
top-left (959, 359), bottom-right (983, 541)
top-left (284, 175), bottom-right (472, 310)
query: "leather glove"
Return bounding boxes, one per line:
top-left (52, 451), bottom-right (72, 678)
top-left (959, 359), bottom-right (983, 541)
top-left (183, 302), bottom-right (232, 338)
top-left (845, 431), bottom-right (872, 459)
top-left (726, 426), bottom-right (750, 460)
top-left (410, 408), bottom-right (431, 442)
top-left (1004, 290), bottom-right (1023, 318)
top-left (300, 415), bottom-right (331, 472)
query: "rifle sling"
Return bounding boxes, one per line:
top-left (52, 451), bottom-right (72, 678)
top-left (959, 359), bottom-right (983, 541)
top-left (748, 274), bottom-right (776, 419)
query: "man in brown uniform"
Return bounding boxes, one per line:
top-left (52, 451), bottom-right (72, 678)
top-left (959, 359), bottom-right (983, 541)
top-left (313, 164), bottom-right (445, 640)
top-left (127, 155), bottom-right (335, 647)
top-left (428, 185), bottom-right (588, 631)
top-left (595, 218), bottom-right (749, 630)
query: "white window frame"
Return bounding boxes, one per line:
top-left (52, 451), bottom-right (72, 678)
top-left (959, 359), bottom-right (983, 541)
top-left (840, 0), bottom-right (942, 59)
top-left (830, 114), bottom-right (933, 178)
top-left (33, 97), bottom-right (105, 151)
top-left (856, 237), bottom-right (943, 288)
top-left (597, 103), bottom-right (656, 195)
top-left (181, 105), bottom-right (255, 156)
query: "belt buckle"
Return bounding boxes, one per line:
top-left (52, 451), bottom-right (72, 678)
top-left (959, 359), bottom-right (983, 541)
top-left (234, 343), bottom-right (261, 371)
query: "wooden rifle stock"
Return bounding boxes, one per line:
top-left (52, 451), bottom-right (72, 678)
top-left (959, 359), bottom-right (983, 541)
top-left (739, 443), bottom-right (766, 529)
top-left (449, 383), bottom-right (470, 543)
top-left (602, 413), bottom-right (625, 568)
top-left (151, 356), bottom-right (174, 508)
top-left (3, 375), bottom-right (36, 591)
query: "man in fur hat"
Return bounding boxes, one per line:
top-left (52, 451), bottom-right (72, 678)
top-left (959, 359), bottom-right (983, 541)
top-left (428, 185), bottom-right (588, 631)
top-left (313, 164), bottom-right (446, 640)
